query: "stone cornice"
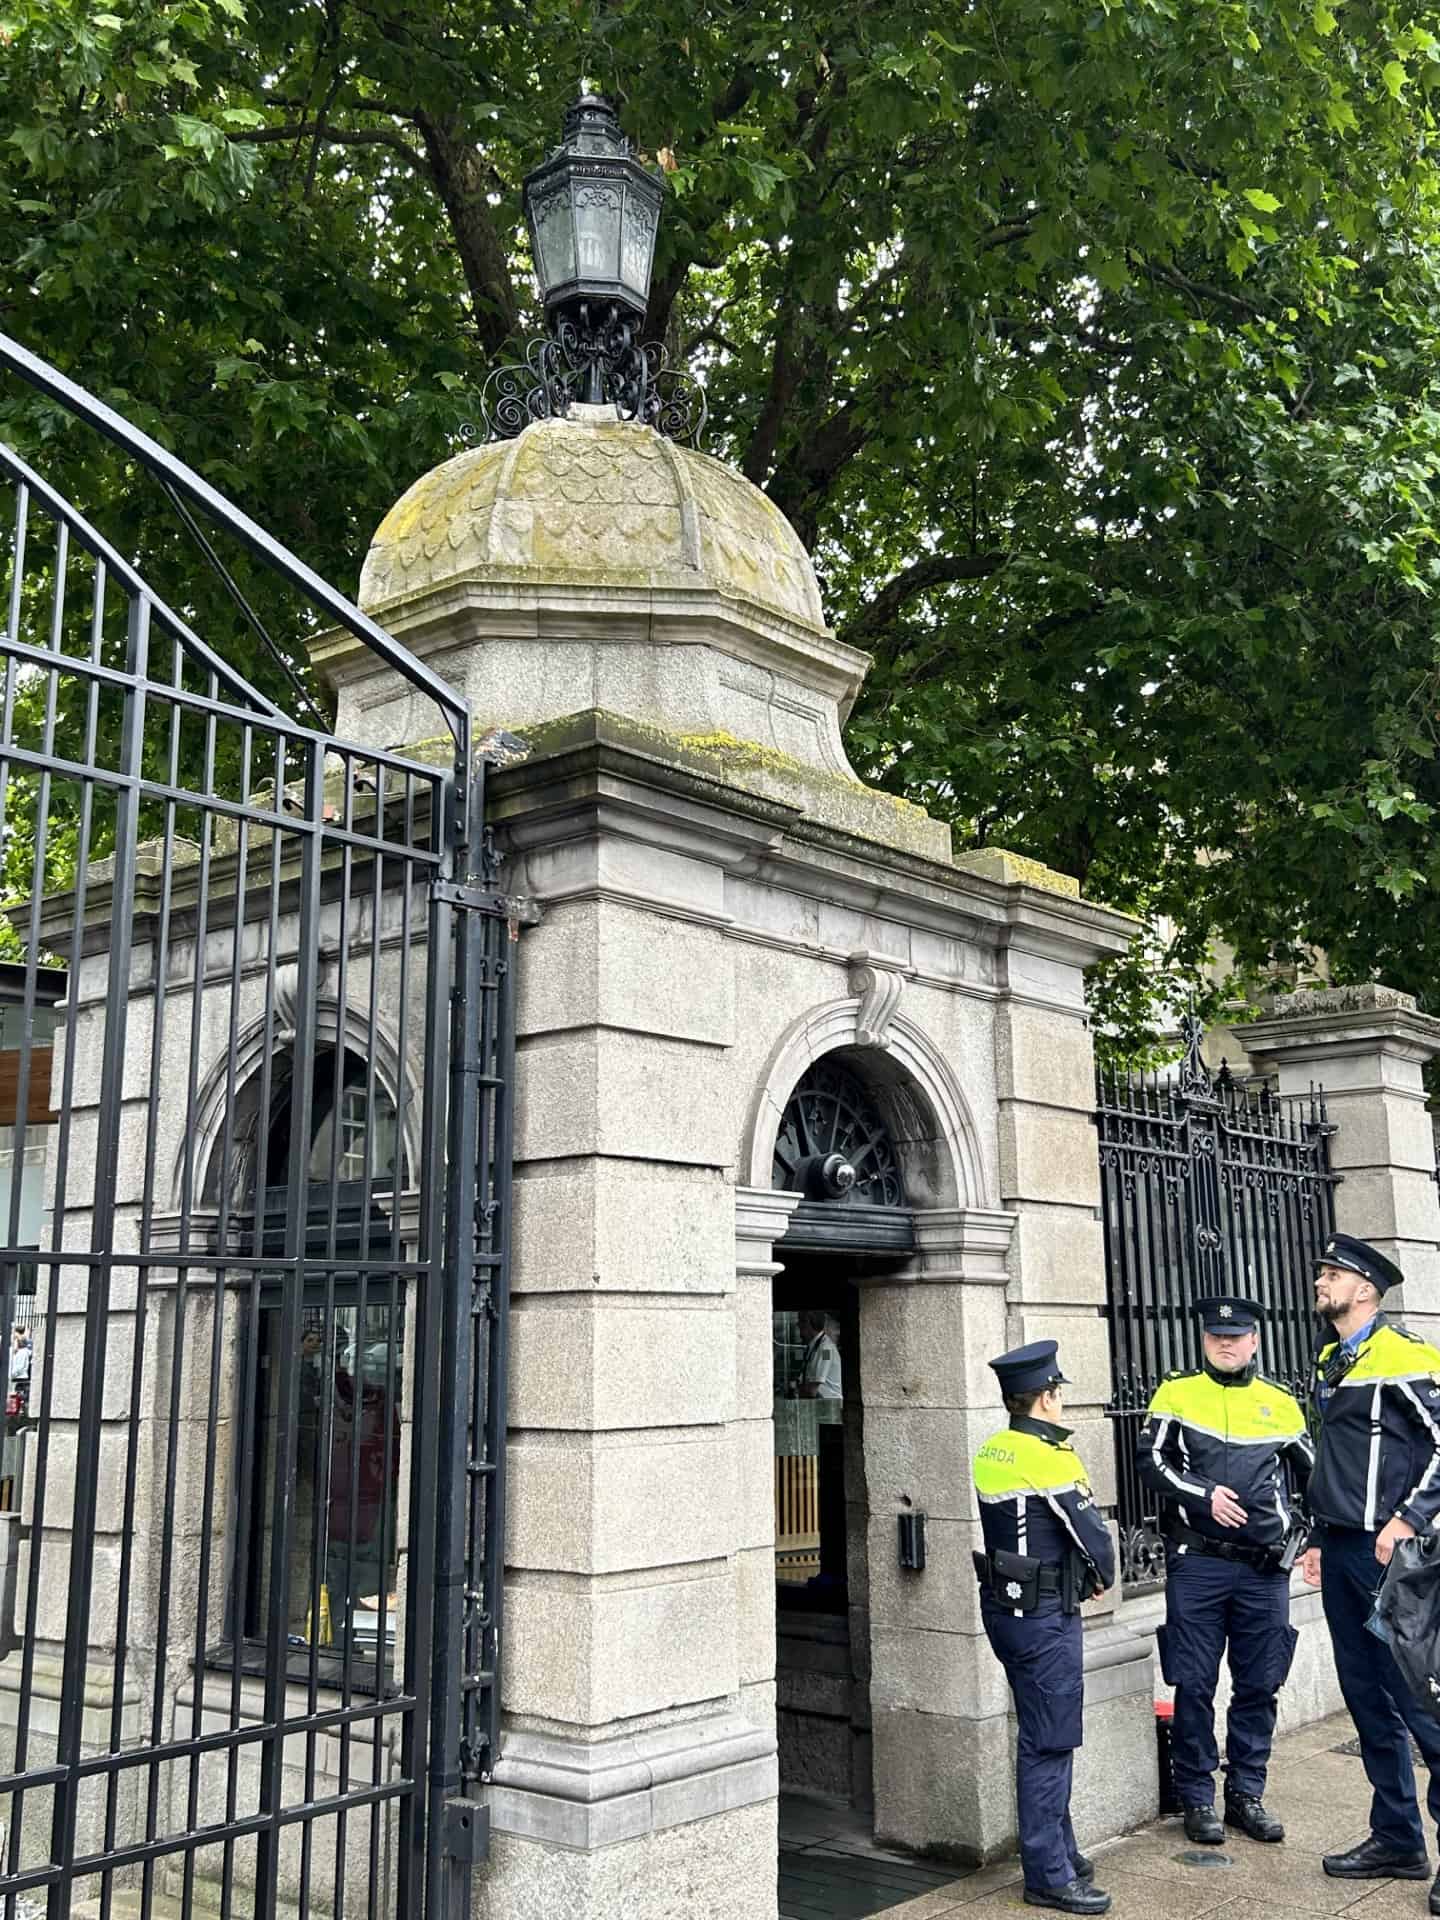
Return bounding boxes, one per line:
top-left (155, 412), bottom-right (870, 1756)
top-left (315, 575), bottom-right (871, 719)
top-left (1244, 985), bottom-right (1440, 1068)
top-left (489, 713), bottom-right (1137, 972)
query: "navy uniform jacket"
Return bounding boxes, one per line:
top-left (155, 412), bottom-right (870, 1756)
top-left (1137, 1364), bottom-right (1314, 1550)
top-left (973, 1415), bottom-right (1116, 1589)
top-left (1310, 1316), bottom-right (1440, 1534)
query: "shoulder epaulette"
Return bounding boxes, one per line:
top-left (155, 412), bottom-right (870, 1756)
top-left (1163, 1367), bottom-right (1195, 1382)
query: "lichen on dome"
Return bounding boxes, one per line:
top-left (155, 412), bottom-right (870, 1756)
top-left (358, 408), bottom-right (827, 633)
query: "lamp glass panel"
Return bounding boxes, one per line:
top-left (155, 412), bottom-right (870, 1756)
top-left (530, 179), bottom-right (575, 295)
top-left (620, 186), bottom-right (659, 302)
top-left (573, 180), bottom-right (623, 283)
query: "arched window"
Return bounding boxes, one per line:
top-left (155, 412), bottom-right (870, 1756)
top-left (254, 1046), bottom-right (402, 1200)
top-left (231, 1048), bottom-right (405, 1689)
top-left (772, 1058), bottom-right (908, 1214)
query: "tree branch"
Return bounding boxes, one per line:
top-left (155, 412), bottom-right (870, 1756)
top-left (1138, 258), bottom-right (1272, 320)
top-left (411, 109), bottom-right (519, 354)
top-left (979, 221), bottom-right (1034, 252)
top-left (230, 123), bottom-right (423, 165)
top-left (840, 551), bottom-right (1010, 654)
top-left (741, 275), bottom-right (804, 486)
top-left (683, 325), bottom-right (743, 358)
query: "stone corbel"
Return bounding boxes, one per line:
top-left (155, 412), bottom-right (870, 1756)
top-left (847, 949), bottom-right (905, 1049)
top-left (273, 948), bottom-right (337, 1044)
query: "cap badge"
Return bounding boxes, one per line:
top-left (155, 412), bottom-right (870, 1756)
top-left (1219, 1304), bottom-right (1233, 1319)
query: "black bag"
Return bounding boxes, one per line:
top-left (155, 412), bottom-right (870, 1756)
top-left (1375, 1533), bottom-right (1440, 1715)
top-left (972, 1546), bottom-right (1043, 1612)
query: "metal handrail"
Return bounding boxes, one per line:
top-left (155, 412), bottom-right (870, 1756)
top-left (0, 328), bottom-right (469, 747)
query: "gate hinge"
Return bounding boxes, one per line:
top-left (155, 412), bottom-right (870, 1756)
top-left (432, 879), bottom-right (542, 924)
top-left (432, 879), bottom-right (508, 915)
top-left (441, 1797), bottom-right (490, 1865)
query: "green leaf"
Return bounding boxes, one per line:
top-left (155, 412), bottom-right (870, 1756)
top-left (1382, 59), bottom-right (1408, 96)
top-left (1243, 188), bottom-right (1282, 213)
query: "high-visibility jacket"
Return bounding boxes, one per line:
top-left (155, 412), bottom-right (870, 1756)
top-left (973, 1415), bottom-right (1116, 1588)
top-left (1310, 1316), bottom-right (1440, 1535)
top-left (1137, 1364), bottom-right (1313, 1551)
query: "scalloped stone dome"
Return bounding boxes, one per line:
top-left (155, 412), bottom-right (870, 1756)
top-left (358, 407), bottom-right (827, 633)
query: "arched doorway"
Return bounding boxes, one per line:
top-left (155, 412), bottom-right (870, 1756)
top-left (769, 1055), bottom-right (913, 1817)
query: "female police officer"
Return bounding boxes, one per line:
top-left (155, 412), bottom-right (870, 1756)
top-left (973, 1340), bottom-right (1116, 1914)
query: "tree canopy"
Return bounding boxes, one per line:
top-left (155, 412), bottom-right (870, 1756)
top-left (5, 0), bottom-right (1440, 1044)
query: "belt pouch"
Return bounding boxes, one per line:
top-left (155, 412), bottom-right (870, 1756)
top-left (983, 1546), bottom-right (1043, 1611)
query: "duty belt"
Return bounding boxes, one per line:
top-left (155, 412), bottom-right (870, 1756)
top-left (1165, 1517), bottom-right (1279, 1571)
top-left (973, 1547), bottom-right (1083, 1613)
top-left (975, 1552), bottom-right (1063, 1593)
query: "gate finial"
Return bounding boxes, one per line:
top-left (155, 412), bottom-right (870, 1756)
top-left (1177, 1008), bottom-right (1212, 1099)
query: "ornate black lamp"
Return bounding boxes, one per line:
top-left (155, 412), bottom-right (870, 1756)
top-left (523, 94), bottom-right (662, 397)
top-left (480, 94), bottom-right (705, 443)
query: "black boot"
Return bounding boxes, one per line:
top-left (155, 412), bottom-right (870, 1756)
top-left (1023, 1881), bottom-right (1111, 1916)
top-left (1183, 1804), bottom-right (1224, 1846)
top-left (1224, 1794), bottom-right (1284, 1843)
top-left (1323, 1836), bottom-right (1429, 1879)
top-left (1072, 1852), bottom-right (1095, 1883)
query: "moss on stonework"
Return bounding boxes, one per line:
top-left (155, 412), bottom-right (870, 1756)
top-left (456, 709), bottom-right (951, 862)
top-left (951, 846), bottom-right (1082, 899)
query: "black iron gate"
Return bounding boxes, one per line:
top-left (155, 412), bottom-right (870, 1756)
top-left (1096, 1023), bottom-right (1337, 1592)
top-left (0, 334), bottom-right (513, 1918)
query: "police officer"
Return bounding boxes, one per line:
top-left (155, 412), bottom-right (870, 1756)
top-left (1302, 1232), bottom-right (1440, 1904)
top-left (973, 1340), bottom-right (1116, 1915)
top-left (1137, 1295), bottom-right (1313, 1846)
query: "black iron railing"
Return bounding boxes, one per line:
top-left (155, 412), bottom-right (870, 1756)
top-left (0, 330), bottom-right (516, 1920)
top-left (1096, 1025), bottom-right (1338, 1592)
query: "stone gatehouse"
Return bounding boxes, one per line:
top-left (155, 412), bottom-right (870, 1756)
top-left (327, 406), bottom-right (1150, 1916)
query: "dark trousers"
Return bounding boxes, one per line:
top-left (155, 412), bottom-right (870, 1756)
top-left (983, 1600), bottom-right (1084, 1891)
top-left (1321, 1526), bottom-right (1440, 1854)
top-left (1157, 1550), bottom-right (1295, 1805)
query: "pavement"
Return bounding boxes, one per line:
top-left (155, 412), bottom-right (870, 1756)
top-left (782, 1710), bottom-right (1440, 1920)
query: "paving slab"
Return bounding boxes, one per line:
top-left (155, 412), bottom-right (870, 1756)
top-left (785, 1710), bottom-right (1440, 1920)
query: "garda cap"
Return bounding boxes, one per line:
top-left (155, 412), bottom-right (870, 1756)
top-left (1319, 1232), bottom-right (1403, 1295)
top-left (1195, 1294), bottom-right (1263, 1334)
top-left (989, 1339), bottom-right (1068, 1397)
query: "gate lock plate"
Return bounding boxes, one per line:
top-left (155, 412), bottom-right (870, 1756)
top-left (442, 1797), bottom-right (490, 1865)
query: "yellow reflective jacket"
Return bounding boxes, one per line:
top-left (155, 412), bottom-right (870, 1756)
top-left (1311, 1316), bottom-right (1440, 1534)
top-left (1138, 1366), bottom-right (1313, 1550)
top-left (973, 1416), bottom-right (1115, 1588)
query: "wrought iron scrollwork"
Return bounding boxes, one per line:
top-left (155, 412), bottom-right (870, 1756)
top-left (479, 299), bottom-right (708, 447)
top-left (1095, 1047), bottom-right (1339, 1595)
top-left (1176, 1011), bottom-right (1213, 1100)
top-left (772, 1059), bottom-right (905, 1208)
